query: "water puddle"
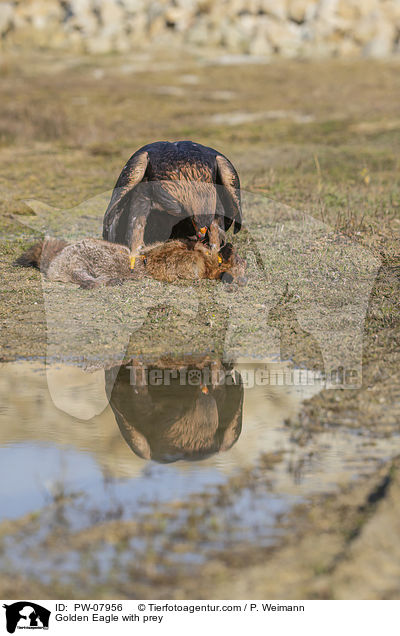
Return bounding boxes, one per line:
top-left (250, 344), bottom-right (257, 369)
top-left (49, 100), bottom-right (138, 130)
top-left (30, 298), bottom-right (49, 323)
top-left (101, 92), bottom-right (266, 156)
top-left (0, 359), bottom-right (398, 584)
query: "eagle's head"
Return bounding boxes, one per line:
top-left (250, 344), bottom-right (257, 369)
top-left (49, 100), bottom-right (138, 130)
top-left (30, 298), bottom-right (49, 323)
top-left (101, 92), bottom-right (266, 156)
top-left (191, 213), bottom-right (214, 239)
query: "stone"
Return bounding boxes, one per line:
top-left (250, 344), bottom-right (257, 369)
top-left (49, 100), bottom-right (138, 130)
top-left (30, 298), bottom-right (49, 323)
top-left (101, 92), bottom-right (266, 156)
top-left (259, 0), bottom-right (288, 20)
top-left (237, 13), bottom-right (258, 37)
top-left (248, 31), bottom-right (273, 56)
top-left (316, 0), bottom-right (339, 22)
top-left (174, 0), bottom-right (197, 8)
top-left (31, 0), bottom-right (63, 30)
top-left (85, 33), bottom-right (113, 54)
top-left (196, 0), bottom-right (214, 14)
top-left (306, 34), bottom-right (337, 58)
top-left (113, 33), bottom-right (132, 52)
top-left (336, 0), bottom-right (358, 20)
top-left (185, 16), bottom-right (209, 45)
top-left (363, 19), bottom-right (396, 57)
top-left (71, 13), bottom-right (99, 36)
top-left (99, 0), bottom-right (126, 35)
top-left (288, 0), bottom-right (317, 24)
top-left (148, 14), bottom-right (166, 37)
top-left (70, 0), bottom-right (93, 12)
top-left (352, 13), bottom-right (379, 45)
top-left (221, 21), bottom-right (251, 52)
top-left (381, 0), bottom-right (400, 24)
top-left (336, 37), bottom-right (361, 57)
top-left (264, 16), bottom-right (302, 56)
top-left (357, 0), bottom-right (382, 18)
top-left (336, 0), bottom-right (381, 20)
top-left (164, 6), bottom-right (192, 31)
top-left (120, 0), bottom-right (147, 10)
top-left (127, 12), bottom-right (149, 43)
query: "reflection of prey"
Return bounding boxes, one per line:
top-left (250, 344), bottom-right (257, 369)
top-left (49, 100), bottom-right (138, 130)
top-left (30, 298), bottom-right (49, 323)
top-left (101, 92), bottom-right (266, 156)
top-left (105, 358), bottom-right (243, 463)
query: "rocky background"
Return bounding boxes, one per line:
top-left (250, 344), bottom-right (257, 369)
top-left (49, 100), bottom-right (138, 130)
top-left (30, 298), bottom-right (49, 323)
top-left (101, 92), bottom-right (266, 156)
top-left (0, 0), bottom-right (400, 58)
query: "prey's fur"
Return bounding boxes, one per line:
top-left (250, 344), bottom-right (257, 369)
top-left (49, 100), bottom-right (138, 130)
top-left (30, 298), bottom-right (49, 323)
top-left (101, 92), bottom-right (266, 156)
top-left (16, 237), bottom-right (247, 289)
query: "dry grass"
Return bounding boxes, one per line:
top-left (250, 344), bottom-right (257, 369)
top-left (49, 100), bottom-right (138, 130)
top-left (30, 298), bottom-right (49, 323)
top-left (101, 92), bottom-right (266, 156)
top-left (0, 51), bottom-right (399, 599)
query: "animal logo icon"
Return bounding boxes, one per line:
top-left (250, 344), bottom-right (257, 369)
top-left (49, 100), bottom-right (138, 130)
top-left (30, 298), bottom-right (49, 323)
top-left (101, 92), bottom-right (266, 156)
top-left (2, 602), bottom-right (50, 633)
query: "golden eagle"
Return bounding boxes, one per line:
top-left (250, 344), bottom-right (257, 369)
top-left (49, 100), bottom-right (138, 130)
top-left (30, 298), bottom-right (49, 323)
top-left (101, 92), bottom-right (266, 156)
top-left (102, 140), bottom-right (242, 252)
top-left (105, 357), bottom-right (243, 463)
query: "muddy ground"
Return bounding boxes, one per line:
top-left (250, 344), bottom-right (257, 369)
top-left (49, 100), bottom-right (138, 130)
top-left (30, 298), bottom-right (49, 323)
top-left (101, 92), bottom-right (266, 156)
top-left (0, 51), bottom-right (399, 599)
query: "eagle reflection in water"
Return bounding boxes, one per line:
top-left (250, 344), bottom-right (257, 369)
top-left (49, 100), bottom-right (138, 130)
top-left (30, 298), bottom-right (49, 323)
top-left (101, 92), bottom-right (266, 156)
top-left (105, 358), bottom-right (243, 463)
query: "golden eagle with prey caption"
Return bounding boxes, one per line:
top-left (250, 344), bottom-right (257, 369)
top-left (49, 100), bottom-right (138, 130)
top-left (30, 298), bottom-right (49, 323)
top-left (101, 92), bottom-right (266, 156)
top-left (102, 140), bottom-right (242, 252)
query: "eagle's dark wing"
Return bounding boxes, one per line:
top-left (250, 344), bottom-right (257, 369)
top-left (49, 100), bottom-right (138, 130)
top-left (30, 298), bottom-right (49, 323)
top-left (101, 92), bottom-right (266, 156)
top-left (103, 150), bottom-right (149, 242)
top-left (216, 373), bottom-right (243, 452)
top-left (216, 154), bottom-right (242, 234)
